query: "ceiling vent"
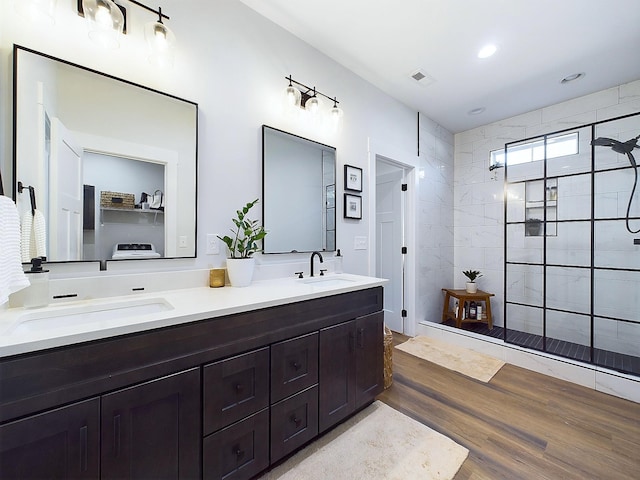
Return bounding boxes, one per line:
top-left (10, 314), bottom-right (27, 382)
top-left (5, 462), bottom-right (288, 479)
top-left (410, 69), bottom-right (436, 87)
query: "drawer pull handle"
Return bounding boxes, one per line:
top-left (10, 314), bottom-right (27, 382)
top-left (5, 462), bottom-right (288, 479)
top-left (291, 361), bottom-right (301, 370)
top-left (235, 383), bottom-right (244, 393)
top-left (234, 446), bottom-right (245, 459)
top-left (291, 416), bottom-right (302, 427)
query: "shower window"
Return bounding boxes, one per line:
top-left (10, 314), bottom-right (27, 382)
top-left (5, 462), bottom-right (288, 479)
top-left (490, 132), bottom-right (579, 169)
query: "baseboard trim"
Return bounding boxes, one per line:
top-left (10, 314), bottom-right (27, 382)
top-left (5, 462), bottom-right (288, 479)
top-left (416, 321), bottom-right (639, 404)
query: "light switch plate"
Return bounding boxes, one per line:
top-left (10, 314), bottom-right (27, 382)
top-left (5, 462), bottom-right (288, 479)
top-left (354, 236), bottom-right (367, 250)
top-left (206, 234), bottom-right (219, 254)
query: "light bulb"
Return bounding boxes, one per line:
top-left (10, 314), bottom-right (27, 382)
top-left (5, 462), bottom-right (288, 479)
top-left (145, 17), bottom-right (176, 67)
top-left (285, 85), bottom-right (301, 107)
top-left (306, 96), bottom-right (319, 114)
top-left (82, 0), bottom-right (124, 49)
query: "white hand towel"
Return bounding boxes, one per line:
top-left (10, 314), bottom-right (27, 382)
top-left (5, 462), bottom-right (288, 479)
top-left (1, 196), bottom-right (30, 305)
top-left (33, 209), bottom-right (47, 259)
top-left (20, 209), bottom-right (47, 262)
top-left (20, 210), bottom-right (32, 263)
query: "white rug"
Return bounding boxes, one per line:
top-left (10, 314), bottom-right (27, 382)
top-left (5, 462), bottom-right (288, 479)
top-left (396, 335), bottom-right (505, 382)
top-left (259, 401), bottom-right (468, 480)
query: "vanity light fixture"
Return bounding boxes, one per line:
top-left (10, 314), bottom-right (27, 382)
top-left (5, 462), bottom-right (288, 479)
top-left (283, 76), bottom-right (343, 124)
top-left (78, 0), bottom-right (175, 65)
top-left (14, 0), bottom-right (57, 24)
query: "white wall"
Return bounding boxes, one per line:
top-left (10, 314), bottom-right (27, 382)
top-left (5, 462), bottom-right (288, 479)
top-left (0, 0), bottom-right (421, 281)
top-left (453, 80), bottom-right (640, 334)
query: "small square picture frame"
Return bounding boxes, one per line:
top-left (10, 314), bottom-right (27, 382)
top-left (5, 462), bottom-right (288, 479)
top-left (344, 193), bottom-right (362, 219)
top-left (344, 164), bottom-right (363, 192)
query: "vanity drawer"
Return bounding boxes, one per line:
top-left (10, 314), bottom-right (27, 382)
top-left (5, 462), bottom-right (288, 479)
top-left (203, 408), bottom-right (269, 480)
top-left (203, 347), bottom-right (269, 435)
top-left (270, 385), bottom-right (319, 463)
top-left (271, 332), bottom-right (319, 404)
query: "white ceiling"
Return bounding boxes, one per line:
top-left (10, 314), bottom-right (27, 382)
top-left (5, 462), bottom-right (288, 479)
top-left (239, 0), bottom-right (640, 133)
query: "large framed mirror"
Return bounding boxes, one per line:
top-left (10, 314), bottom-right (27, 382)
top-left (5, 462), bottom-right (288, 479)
top-left (13, 45), bottom-right (198, 265)
top-left (262, 125), bottom-right (336, 254)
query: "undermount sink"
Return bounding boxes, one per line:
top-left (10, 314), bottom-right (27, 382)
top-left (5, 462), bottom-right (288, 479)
top-left (299, 275), bottom-right (357, 288)
top-left (7, 297), bottom-right (173, 336)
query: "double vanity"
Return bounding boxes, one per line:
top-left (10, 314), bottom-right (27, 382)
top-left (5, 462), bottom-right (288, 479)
top-left (0, 273), bottom-right (386, 479)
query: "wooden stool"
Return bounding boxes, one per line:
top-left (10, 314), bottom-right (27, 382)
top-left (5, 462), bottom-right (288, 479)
top-left (441, 288), bottom-right (494, 329)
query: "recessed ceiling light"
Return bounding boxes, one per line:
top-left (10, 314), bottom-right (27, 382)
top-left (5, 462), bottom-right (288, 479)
top-left (477, 44), bottom-right (497, 59)
top-left (561, 72), bottom-right (585, 84)
top-left (468, 107), bottom-right (486, 115)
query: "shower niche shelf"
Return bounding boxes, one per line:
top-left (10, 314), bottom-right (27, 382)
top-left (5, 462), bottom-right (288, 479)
top-left (524, 178), bottom-right (557, 237)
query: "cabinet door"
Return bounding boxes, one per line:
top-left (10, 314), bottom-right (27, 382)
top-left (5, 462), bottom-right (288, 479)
top-left (0, 398), bottom-right (100, 479)
top-left (355, 311), bottom-right (384, 409)
top-left (101, 368), bottom-right (200, 480)
top-left (318, 320), bottom-right (356, 433)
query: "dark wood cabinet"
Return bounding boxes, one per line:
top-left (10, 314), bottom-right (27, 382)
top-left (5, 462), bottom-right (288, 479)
top-left (319, 312), bottom-right (384, 433)
top-left (0, 287), bottom-right (384, 480)
top-left (318, 320), bottom-right (357, 433)
top-left (101, 368), bottom-right (201, 480)
top-left (355, 311), bottom-right (384, 409)
top-left (0, 398), bottom-right (100, 480)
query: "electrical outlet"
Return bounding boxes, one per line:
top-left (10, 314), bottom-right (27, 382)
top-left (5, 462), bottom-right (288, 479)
top-left (354, 236), bottom-right (367, 250)
top-left (179, 236), bottom-right (188, 248)
top-left (206, 234), bottom-right (220, 255)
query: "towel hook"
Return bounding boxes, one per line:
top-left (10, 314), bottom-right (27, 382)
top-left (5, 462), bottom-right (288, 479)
top-left (18, 181), bottom-right (37, 216)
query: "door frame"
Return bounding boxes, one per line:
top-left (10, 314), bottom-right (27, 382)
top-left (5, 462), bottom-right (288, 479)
top-left (368, 139), bottom-right (417, 337)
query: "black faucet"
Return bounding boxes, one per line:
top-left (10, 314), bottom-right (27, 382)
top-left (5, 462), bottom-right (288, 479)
top-left (310, 251), bottom-right (324, 277)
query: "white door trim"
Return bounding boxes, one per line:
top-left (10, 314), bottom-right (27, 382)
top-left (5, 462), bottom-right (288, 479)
top-left (368, 138), bottom-right (418, 337)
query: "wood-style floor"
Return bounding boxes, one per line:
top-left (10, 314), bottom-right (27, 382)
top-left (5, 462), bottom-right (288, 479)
top-left (377, 333), bottom-right (640, 480)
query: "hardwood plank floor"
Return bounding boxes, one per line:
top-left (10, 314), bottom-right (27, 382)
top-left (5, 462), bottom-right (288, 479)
top-left (377, 333), bottom-right (640, 479)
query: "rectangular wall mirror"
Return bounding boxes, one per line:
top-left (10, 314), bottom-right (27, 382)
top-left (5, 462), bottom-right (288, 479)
top-left (262, 125), bottom-right (336, 254)
top-left (13, 45), bottom-right (198, 265)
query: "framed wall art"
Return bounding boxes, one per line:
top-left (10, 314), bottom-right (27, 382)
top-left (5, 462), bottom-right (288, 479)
top-left (344, 164), bottom-right (363, 192)
top-left (344, 193), bottom-right (362, 219)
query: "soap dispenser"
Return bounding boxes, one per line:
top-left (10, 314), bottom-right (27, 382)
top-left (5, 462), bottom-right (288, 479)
top-left (24, 257), bottom-right (50, 308)
top-left (334, 249), bottom-right (343, 274)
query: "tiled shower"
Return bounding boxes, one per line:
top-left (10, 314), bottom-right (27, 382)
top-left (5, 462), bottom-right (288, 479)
top-left (504, 112), bottom-right (640, 375)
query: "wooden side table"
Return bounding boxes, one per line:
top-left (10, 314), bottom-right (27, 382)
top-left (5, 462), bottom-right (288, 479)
top-left (441, 288), bottom-right (494, 329)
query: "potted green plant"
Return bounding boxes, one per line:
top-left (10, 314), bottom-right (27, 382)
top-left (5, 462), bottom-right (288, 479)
top-left (462, 270), bottom-right (483, 293)
top-left (217, 199), bottom-right (267, 287)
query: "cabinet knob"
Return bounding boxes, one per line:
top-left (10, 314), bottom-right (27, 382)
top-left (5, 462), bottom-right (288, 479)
top-left (291, 361), bottom-right (302, 370)
top-left (291, 416), bottom-right (302, 427)
top-left (234, 446), bottom-right (245, 459)
top-left (235, 383), bottom-right (244, 393)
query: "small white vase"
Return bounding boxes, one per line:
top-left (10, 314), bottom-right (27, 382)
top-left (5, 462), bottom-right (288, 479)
top-left (465, 282), bottom-right (477, 293)
top-left (226, 257), bottom-right (255, 287)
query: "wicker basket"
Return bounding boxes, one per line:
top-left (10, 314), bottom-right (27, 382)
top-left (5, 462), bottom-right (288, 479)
top-left (383, 325), bottom-right (393, 389)
top-left (100, 191), bottom-right (135, 209)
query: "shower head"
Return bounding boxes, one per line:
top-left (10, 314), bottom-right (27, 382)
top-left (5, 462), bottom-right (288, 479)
top-left (591, 134), bottom-right (639, 168)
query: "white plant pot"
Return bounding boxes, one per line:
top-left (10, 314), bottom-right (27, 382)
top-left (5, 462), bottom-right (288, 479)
top-left (465, 282), bottom-right (477, 294)
top-left (226, 257), bottom-right (255, 287)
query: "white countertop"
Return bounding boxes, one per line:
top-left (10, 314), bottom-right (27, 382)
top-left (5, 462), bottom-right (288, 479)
top-left (0, 273), bottom-right (387, 358)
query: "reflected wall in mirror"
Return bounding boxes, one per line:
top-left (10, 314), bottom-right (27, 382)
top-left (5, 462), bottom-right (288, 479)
top-left (262, 126), bottom-right (336, 254)
top-left (13, 45), bottom-right (198, 264)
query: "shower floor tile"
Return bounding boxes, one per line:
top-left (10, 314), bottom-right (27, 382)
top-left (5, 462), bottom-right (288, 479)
top-left (442, 319), bottom-right (640, 377)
